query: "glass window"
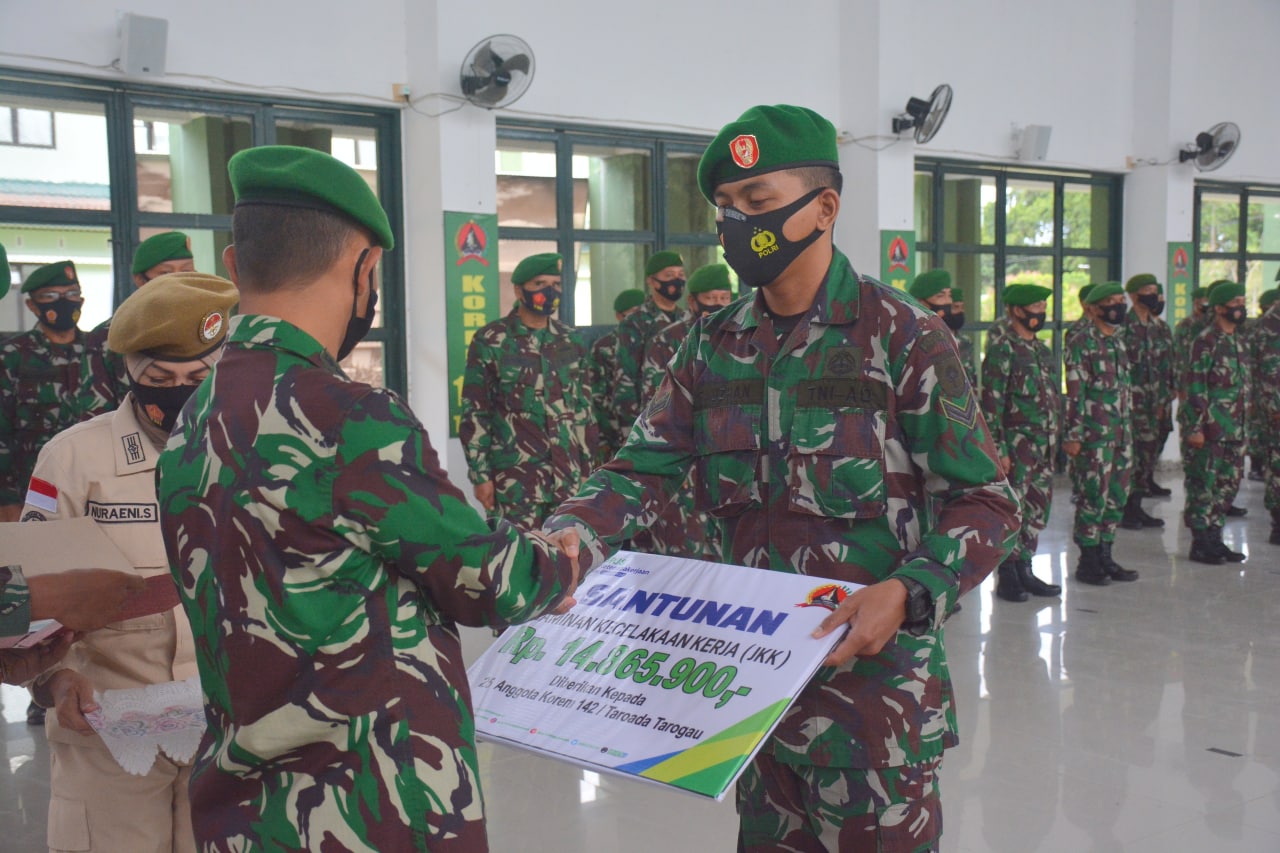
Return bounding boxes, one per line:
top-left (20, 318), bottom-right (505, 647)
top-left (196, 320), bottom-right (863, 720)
top-left (942, 173), bottom-right (997, 245)
top-left (1062, 256), bottom-right (1109, 323)
top-left (133, 106), bottom-right (253, 215)
top-left (1063, 183), bottom-right (1110, 250)
top-left (496, 139), bottom-right (559, 229)
top-left (941, 252), bottom-right (996, 322)
top-left (1199, 191), bottom-right (1240, 254)
top-left (0, 97), bottom-right (108, 210)
top-left (572, 242), bottom-right (648, 326)
top-left (914, 172), bottom-right (934, 242)
top-left (573, 142), bottom-right (652, 232)
top-left (1005, 179), bottom-right (1055, 247)
top-left (1245, 195), bottom-right (1280, 254)
top-left (340, 342), bottom-right (384, 389)
top-left (667, 150), bottom-right (714, 235)
top-left (1198, 258), bottom-right (1236, 286)
top-left (0, 223), bottom-right (114, 331)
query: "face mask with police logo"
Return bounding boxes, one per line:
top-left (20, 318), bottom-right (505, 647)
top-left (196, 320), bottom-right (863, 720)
top-left (1099, 303), bottom-right (1128, 326)
top-left (1138, 293), bottom-right (1164, 316)
top-left (39, 298), bottom-right (82, 332)
top-left (521, 286), bottom-right (561, 317)
top-left (654, 278), bottom-right (686, 303)
top-left (717, 188), bottom-right (825, 288)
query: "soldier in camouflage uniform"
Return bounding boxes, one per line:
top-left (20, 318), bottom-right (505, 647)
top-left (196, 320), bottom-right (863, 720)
top-left (1181, 282), bottom-right (1250, 564)
top-left (1064, 282), bottom-right (1138, 585)
top-left (611, 250), bottom-right (690, 435)
top-left (156, 146), bottom-right (579, 852)
top-left (547, 105), bottom-right (1019, 853)
top-left (638, 263), bottom-right (735, 560)
top-left (909, 269), bottom-right (976, 385)
top-left (1250, 287), bottom-right (1280, 544)
top-left (587, 288), bottom-right (644, 465)
top-left (1120, 273), bottom-right (1173, 527)
top-left (1064, 283), bottom-right (1098, 349)
top-left (0, 260), bottom-right (124, 522)
top-left (1243, 285), bottom-right (1277, 483)
top-left (460, 252), bottom-right (593, 530)
top-left (1174, 285), bottom-right (1213, 384)
top-left (980, 283), bottom-right (1061, 602)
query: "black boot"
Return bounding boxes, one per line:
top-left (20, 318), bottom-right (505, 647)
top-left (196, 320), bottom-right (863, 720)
top-left (1270, 510), bottom-right (1280, 546)
top-left (1145, 477), bottom-right (1172, 498)
top-left (996, 559), bottom-right (1029, 602)
top-left (1075, 544), bottom-right (1111, 585)
top-left (1189, 529), bottom-right (1226, 564)
top-left (1099, 541), bottom-right (1139, 581)
top-left (1016, 558), bottom-right (1061, 597)
top-left (1212, 525), bottom-right (1246, 562)
top-left (1226, 504), bottom-right (1248, 517)
top-left (1120, 497), bottom-right (1146, 530)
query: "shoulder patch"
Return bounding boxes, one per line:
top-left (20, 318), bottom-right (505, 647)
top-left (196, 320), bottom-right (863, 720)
top-left (24, 477), bottom-right (58, 513)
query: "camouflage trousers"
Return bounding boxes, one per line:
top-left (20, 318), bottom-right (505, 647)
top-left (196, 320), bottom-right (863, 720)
top-left (736, 751), bottom-right (942, 853)
top-left (648, 481), bottom-right (721, 560)
top-left (1006, 431), bottom-right (1054, 562)
top-left (1183, 441), bottom-right (1245, 530)
top-left (1131, 417), bottom-right (1171, 493)
top-left (1264, 429), bottom-right (1280, 511)
top-left (1069, 441), bottom-right (1131, 546)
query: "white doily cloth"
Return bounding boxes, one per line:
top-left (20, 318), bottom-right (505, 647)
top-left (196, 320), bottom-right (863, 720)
top-left (84, 676), bottom-right (206, 776)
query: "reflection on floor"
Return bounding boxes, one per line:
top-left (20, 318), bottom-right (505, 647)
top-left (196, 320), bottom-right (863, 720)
top-left (4, 473), bottom-right (1280, 852)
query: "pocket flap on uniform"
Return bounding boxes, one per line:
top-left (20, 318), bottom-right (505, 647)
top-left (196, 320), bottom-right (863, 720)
top-left (47, 795), bottom-right (90, 851)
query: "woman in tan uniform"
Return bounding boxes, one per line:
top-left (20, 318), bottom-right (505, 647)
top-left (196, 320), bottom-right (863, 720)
top-left (23, 273), bottom-right (237, 853)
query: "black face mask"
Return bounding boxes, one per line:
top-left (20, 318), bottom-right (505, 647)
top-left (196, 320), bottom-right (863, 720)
top-left (1196, 302), bottom-right (1209, 316)
top-left (654, 277), bottom-right (686, 303)
top-left (1137, 293), bottom-right (1163, 315)
top-left (1222, 306), bottom-right (1246, 326)
top-left (936, 306), bottom-right (965, 332)
top-left (38, 298), bottom-right (82, 332)
top-left (1099, 303), bottom-right (1128, 326)
top-left (691, 296), bottom-right (724, 319)
top-left (131, 382), bottom-right (198, 433)
top-left (1018, 308), bottom-right (1047, 332)
top-left (717, 188), bottom-right (825, 288)
top-left (520, 286), bottom-right (561, 317)
top-left (338, 249), bottom-right (377, 362)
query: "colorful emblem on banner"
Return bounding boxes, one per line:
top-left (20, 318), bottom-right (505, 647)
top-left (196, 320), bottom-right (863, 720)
top-left (455, 219), bottom-right (490, 266)
top-left (879, 230), bottom-right (916, 291)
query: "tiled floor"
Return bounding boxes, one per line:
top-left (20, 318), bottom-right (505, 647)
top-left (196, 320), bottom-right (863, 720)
top-left (4, 472), bottom-right (1279, 851)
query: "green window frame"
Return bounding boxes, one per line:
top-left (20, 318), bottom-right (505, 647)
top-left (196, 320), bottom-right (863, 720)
top-left (495, 120), bottom-right (716, 332)
top-left (0, 66), bottom-right (406, 394)
top-left (914, 158), bottom-right (1123, 385)
top-left (1193, 181), bottom-right (1280, 307)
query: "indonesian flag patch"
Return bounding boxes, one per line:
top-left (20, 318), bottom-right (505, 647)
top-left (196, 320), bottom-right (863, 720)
top-left (25, 477), bottom-right (58, 513)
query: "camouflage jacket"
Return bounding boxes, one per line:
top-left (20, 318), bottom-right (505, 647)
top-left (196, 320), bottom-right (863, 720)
top-left (1124, 311), bottom-right (1175, 423)
top-left (1064, 315), bottom-right (1092, 349)
top-left (1064, 321), bottom-right (1132, 447)
top-left (1179, 322), bottom-right (1248, 442)
top-left (980, 318), bottom-right (1059, 456)
top-left (548, 249), bottom-right (1019, 770)
top-left (1174, 311), bottom-right (1212, 382)
top-left (1251, 307), bottom-right (1280, 424)
top-left (612, 296), bottom-right (689, 432)
top-left (0, 327), bottom-right (124, 504)
top-left (89, 316), bottom-right (133, 402)
top-left (0, 565), bottom-right (30, 639)
top-left (157, 314), bottom-right (576, 852)
top-left (588, 329), bottom-right (623, 462)
top-left (459, 308), bottom-right (593, 497)
top-left (956, 332), bottom-right (977, 388)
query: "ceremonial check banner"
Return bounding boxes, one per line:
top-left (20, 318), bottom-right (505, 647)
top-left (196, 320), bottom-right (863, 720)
top-left (467, 550), bottom-right (861, 801)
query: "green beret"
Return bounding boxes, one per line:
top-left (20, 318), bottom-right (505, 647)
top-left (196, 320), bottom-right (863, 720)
top-left (22, 260), bottom-right (78, 294)
top-left (1208, 282), bottom-right (1245, 306)
top-left (511, 253), bottom-right (562, 286)
top-left (645, 251), bottom-right (685, 277)
top-left (1077, 283), bottom-right (1097, 305)
top-left (1192, 286), bottom-right (1210, 300)
top-left (1260, 289), bottom-right (1280, 311)
top-left (908, 269), bottom-right (952, 301)
top-left (1003, 284), bottom-right (1052, 306)
top-left (697, 105), bottom-right (839, 202)
top-left (1124, 273), bottom-right (1159, 293)
top-left (1274, 267), bottom-right (1280, 283)
top-left (1084, 282), bottom-right (1124, 304)
top-left (228, 146), bottom-right (394, 250)
top-left (1156, 283), bottom-right (1164, 294)
top-left (108, 272), bottom-right (238, 359)
top-left (132, 231), bottom-right (193, 274)
top-left (0, 243), bottom-right (7, 278)
top-left (688, 264), bottom-right (733, 295)
top-left (1208, 279), bottom-right (1234, 293)
top-left (613, 288), bottom-right (645, 314)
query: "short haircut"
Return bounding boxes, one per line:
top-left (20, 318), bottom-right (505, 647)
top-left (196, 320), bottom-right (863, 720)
top-left (789, 165), bottom-right (844, 196)
top-left (231, 205), bottom-right (364, 293)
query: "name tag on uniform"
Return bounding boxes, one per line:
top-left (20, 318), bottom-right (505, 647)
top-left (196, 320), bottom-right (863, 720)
top-left (796, 379), bottom-right (888, 410)
top-left (544, 341), bottom-right (580, 366)
top-left (694, 380), bottom-right (764, 411)
top-left (86, 501), bottom-right (158, 524)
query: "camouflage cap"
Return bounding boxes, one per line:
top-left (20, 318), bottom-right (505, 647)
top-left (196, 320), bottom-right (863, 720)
top-left (645, 251), bottom-right (685, 277)
top-left (511, 252), bottom-right (562, 286)
top-left (697, 105), bottom-right (839, 202)
top-left (1003, 283), bottom-right (1052, 306)
top-left (612, 288), bottom-right (645, 313)
top-left (908, 269), bottom-right (951, 301)
top-left (228, 145), bottom-right (394, 250)
top-left (1124, 273), bottom-right (1159, 293)
top-left (688, 263), bottom-right (733, 295)
top-left (22, 260), bottom-right (78, 294)
top-left (1208, 282), bottom-right (1245, 306)
top-left (108, 272), bottom-right (238, 359)
top-left (1084, 282), bottom-right (1124, 304)
top-left (1077, 283), bottom-right (1097, 305)
top-left (132, 231), bottom-right (193, 274)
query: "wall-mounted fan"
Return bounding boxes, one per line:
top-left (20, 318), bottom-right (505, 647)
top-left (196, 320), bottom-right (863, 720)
top-left (1178, 122), bottom-right (1240, 172)
top-left (891, 84), bottom-right (953, 144)
top-left (459, 35), bottom-right (535, 109)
